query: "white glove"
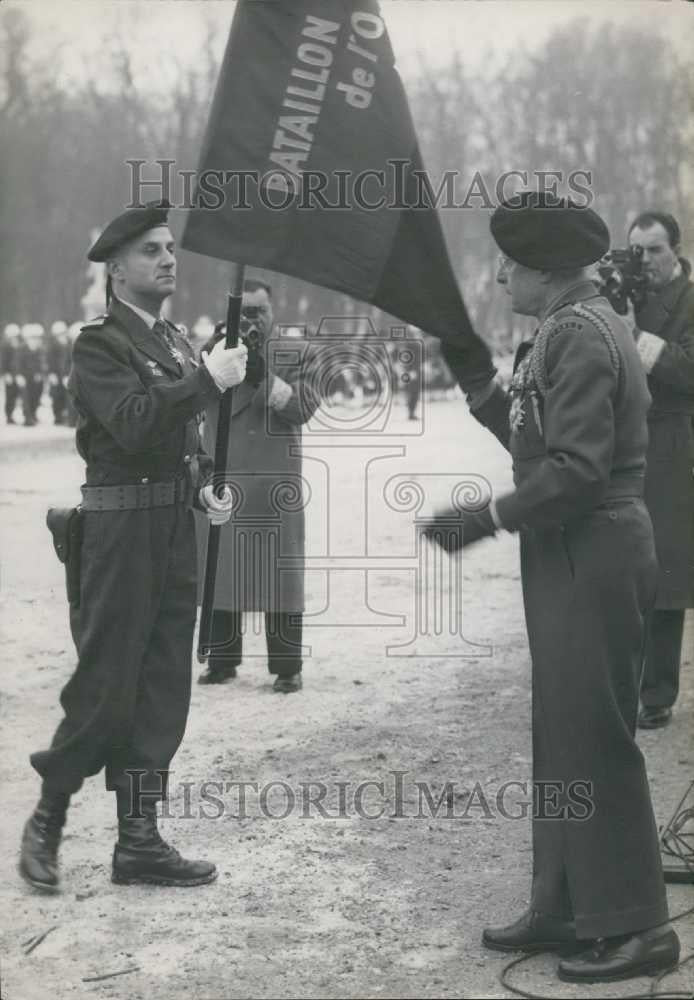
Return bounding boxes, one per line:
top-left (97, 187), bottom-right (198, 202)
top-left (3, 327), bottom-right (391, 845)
top-left (267, 375), bottom-right (293, 411)
top-left (3, 373), bottom-right (13, 385)
top-left (48, 373), bottom-right (59, 386)
top-left (202, 340), bottom-right (247, 391)
top-left (15, 374), bottom-right (26, 388)
top-left (199, 483), bottom-right (234, 525)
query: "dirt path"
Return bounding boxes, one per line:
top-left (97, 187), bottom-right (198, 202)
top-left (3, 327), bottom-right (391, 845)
top-left (1, 400), bottom-right (692, 999)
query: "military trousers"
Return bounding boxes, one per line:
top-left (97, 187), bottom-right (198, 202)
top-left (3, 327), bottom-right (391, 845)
top-left (520, 499), bottom-right (669, 939)
top-left (31, 504), bottom-right (197, 802)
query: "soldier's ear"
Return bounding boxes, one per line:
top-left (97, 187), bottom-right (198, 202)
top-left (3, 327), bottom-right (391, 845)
top-left (106, 256), bottom-right (124, 280)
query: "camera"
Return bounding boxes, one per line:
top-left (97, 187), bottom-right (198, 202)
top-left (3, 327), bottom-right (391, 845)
top-left (596, 245), bottom-right (648, 315)
top-left (239, 305), bottom-right (261, 346)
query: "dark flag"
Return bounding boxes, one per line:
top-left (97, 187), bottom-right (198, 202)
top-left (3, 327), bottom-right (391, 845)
top-left (182, 0), bottom-right (494, 387)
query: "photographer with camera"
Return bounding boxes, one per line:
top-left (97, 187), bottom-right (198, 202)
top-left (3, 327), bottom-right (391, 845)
top-left (196, 279), bottom-right (322, 692)
top-left (621, 211), bottom-right (694, 729)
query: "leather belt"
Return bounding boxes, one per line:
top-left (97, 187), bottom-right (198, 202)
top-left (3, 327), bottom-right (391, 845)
top-left (80, 479), bottom-right (187, 511)
top-left (603, 474), bottom-right (645, 500)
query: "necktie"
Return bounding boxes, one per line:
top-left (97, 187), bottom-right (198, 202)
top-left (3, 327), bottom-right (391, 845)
top-left (153, 319), bottom-right (182, 370)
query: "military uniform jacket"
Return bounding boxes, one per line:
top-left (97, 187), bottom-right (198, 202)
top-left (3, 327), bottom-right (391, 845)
top-left (634, 260), bottom-right (694, 607)
top-left (473, 282), bottom-right (651, 527)
top-left (17, 343), bottom-right (46, 380)
top-left (69, 297), bottom-right (220, 492)
top-left (0, 340), bottom-right (18, 378)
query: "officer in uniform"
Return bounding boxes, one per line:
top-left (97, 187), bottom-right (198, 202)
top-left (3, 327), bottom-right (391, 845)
top-left (431, 193), bottom-right (678, 984)
top-left (17, 322), bottom-right (47, 425)
top-left (20, 202), bottom-right (248, 892)
top-left (47, 320), bottom-right (72, 425)
top-left (1, 322), bottom-right (21, 424)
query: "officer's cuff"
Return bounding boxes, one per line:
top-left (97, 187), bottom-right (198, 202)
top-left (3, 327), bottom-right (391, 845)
top-left (489, 499), bottom-right (505, 531)
top-left (465, 377), bottom-right (498, 411)
top-left (268, 375), bottom-right (293, 411)
top-left (635, 330), bottom-right (666, 373)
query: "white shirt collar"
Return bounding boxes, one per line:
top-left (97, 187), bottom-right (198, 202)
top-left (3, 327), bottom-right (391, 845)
top-left (114, 293), bottom-right (161, 330)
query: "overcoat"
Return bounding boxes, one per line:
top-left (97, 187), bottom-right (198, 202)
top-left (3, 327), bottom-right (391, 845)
top-left (635, 259), bottom-right (694, 609)
top-left (196, 336), bottom-right (321, 612)
top-left (472, 282), bottom-right (668, 940)
top-left (31, 297), bottom-right (218, 798)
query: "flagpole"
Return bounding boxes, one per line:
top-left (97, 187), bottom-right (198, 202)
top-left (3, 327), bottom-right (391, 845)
top-left (197, 261), bottom-right (245, 662)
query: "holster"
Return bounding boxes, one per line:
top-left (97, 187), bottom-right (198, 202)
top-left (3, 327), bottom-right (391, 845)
top-left (46, 507), bottom-right (84, 607)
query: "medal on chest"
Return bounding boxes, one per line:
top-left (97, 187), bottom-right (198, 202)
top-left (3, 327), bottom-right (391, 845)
top-left (169, 345), bottom-right (186, 368)
top-left (508, 351), bottom-right (545, 437)
top-left (509, 354), bottom-right (532, 433)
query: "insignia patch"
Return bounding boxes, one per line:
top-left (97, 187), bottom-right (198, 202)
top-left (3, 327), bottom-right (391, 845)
top-left (82, 314), bottom-right (107, 330)
top-left (145, 360), bottom-right (165, 377)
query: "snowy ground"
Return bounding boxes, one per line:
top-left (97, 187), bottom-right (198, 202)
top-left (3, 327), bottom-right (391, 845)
top-left (1, 394), bottom-right (692, 1000)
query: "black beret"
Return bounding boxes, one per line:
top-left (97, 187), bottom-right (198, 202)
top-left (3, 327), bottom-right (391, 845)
top-left (87, 200), bottom-right (171, 262)
top-left (490, 191), bottom-right (610, 269)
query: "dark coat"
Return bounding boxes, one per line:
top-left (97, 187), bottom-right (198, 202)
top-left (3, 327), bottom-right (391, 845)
top-left (31, 298), bottom-right (220, 798)
top-left (196, 335), bottom-right (321, 612)
top-left (635, 260), bottom-right (694, 608)
top-left (472, 283), bottom-right (668, 939)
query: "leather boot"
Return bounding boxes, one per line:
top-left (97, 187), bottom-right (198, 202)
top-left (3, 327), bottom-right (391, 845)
top-left (112, 794), bottom-right (217, 887)
top-left (19, 788), bottom-right (70, 892)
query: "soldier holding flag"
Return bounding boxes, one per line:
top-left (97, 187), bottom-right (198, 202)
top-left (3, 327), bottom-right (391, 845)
top-left (20, 202), bottom-right (248, 893)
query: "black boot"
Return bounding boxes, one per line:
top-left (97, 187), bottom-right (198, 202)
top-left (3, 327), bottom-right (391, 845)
top-left (19, 788), bottom-right (70, 892)
top-left (112, 795), bottom-right (217, 887)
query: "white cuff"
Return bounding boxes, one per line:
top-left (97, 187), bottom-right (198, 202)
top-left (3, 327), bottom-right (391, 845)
top-left (466, 377), bottom-right (498, 411)
top-left (490, 499), bottom-right (504, 531)
top-left (635, 331), bottom-right (666, 373)
top-left (268, 375), bottom-right (293, 411)
top-left (202, 356), bottom-right (227, 392)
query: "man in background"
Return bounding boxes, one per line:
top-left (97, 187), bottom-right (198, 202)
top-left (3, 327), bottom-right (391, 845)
top-left (197, 279), bottom-right (321, 693)
top-left (1, 322), bottom-right (21, 424)
top-left (627, 211), bottom-right (694, 729)
top-left (46, 320), bottom-right (72, 425)
top-left (17, 323), bottom-right (46, 426)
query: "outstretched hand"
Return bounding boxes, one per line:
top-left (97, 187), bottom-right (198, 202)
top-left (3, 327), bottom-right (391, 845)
top-left (421, 506), bottom-right (496, 552)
